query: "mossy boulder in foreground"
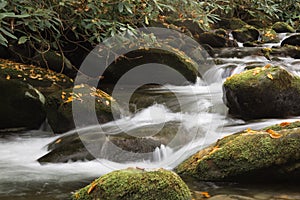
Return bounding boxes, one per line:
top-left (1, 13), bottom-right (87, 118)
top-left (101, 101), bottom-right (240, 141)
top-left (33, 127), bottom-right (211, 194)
top-left (72, 168), bottom-right (192, 200)
top-left (175, 121), bottom-right (300, 182)
top-left (223, 65), bottom-right (300, 119)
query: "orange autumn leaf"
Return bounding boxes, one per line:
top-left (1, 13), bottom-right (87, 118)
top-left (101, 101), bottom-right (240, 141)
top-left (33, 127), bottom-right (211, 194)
top-left (263, 64), bottom-right (272, 69)
top-left (200, 192), bottom-right (211, 198)
top-left (87, 181), bottom-right (97, 194)
top-left (280, 122), bottom-right (290, 127)
top-left (245, 128), bottom-right (257, 134)
top-left (266, 129), bottom-right (282, 139)
top-left (252, 69), bottom-right (261, 75)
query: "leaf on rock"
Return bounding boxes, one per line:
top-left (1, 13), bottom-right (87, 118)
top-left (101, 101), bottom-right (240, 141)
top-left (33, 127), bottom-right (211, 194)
top-left (6, 75), bottom-right (10, 80)
top-left (280, 122), bottom-right (290, 127)
top-left (200, 192), bottom-right (211, 198)
top-left (263, 63), bottom-right (272, 70)
top-left (267, 73), bottom-right (273, 80)
top-left (87, 181), bottom-right (97, 194)
top-left (266, 129), bottom-right (282, 139)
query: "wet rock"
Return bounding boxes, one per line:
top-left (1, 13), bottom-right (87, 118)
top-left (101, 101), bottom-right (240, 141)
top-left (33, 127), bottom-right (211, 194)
top-left (272, 22), bottom-right (295, 33)
top-left (0, 58), bottom-right (73, 95)
top-left (261, 29), bottom-right (279, 43)
top-left (198, 32), bottom-right (233, 48)
top-left (223, 66), bottom-right (300, 119)
top-left (232, 26), bottom-right (259, 43)
top-left (45, 84), bottom-right (116, 133)
top-left (38, 121), bottom-right (187, 163)
top-left (270, 45), bottom-right (300, 59)
top-left (100, 47), bottom-right (200, 85)
top-left (72, 168), bottom-right (191, 200)
top-left (0, 78), bottom-right (46, 130)
top-left (281, 34), bottom-right (300, 47)
top-left (176, 121), bottom-right (300, 182)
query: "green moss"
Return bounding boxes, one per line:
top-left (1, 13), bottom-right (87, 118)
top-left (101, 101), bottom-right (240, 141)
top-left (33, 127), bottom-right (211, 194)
top-left (72, 168), bottom-right (191, 200)
top-left (176, 122), bottom-right (300, 181)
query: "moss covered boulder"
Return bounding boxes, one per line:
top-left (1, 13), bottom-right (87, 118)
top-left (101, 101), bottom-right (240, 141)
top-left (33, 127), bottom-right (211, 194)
top-left (272, 22), bottom-right (295, 33)
top-left (0, 78), bottom-right (46, 131)
top-left (232, 26), bottom-right (259, 43)
top-left (45, 84), bottom-right (116, 133)
top-left (72, 168), bottom-right (191, 200)
top-left (261, 28), bottom-right (279, 43)
top-left (223, 65), bottom-right (300, 119)
top-left (176, 121), bottom-right (300, 182)
top-left (0, 58), bottom-right (73, 95)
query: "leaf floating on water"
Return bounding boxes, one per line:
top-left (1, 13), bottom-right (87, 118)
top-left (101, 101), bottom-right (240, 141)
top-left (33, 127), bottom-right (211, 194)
top-left (267, 73), bottom-right (273, 80)
top-left (266, 129), bottom-right (282, 139)
top-left (200, 192), bottom-right (211, 198)
top-left (280, 122), bottom-right (290, 127)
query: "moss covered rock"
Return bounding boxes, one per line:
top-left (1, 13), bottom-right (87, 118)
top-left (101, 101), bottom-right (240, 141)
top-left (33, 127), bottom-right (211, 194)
top-left (217, 18), bottom-right (248, 30)
top-left (261, 28), bottom-right (279, 43)
top-left (0, 58), bottom-right (73, 95)
top-left (272, 22), bottom-right (295, 33)
top-left (223, 65), bottom-right (300, 119)
top-left (232, 26), bottom-right (259, 43)
top-left (45, 84), bottom-right (116, 133)
top-left (0, 78), bottom-right (46, 131)
top-left (72, 168), bottom-right (191, 200)
top-left (176, 121), bottom-right (300, 182)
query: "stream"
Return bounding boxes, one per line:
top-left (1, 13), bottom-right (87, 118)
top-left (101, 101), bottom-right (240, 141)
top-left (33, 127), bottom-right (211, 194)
top-left (1, 33), bottom-right (300, 199)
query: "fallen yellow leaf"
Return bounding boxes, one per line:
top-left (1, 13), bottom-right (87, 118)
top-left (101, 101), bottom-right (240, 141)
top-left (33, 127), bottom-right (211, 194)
top-left (6, 75), bottom-right (10, 80)
top-left (267, 73), bottom-right (273, 80)
top-left (200, 192), bottom-right (211, 198)
top-left (87, 181), bottom-right (97, 194)
top-left (266, 129), bottom-right (282, 139)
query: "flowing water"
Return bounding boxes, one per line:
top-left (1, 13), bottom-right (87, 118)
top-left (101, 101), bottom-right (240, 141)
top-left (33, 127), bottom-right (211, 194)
top-left (1, 36), bottom-right (300, 199)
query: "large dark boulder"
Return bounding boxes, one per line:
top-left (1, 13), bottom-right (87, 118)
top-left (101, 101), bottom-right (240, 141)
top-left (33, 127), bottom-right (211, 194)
top-left (72, 168), bottom-right (191, 200)
top-left (232, 26), bottom-right (259, 43)
top-left (197, 32), bottom-right (235, 48)
top-left (281, 34), bottom-right (300, 47)
top-left (0, 78), bottom-right (46, 131)
top-left (45, 84), bottom-right (116, 133)
top-left (223, 66), bottom-right (300, 119)
top-left (176, 121), bottom-right (300, 182)
top-left (0, 58), bottom-right (73, 95)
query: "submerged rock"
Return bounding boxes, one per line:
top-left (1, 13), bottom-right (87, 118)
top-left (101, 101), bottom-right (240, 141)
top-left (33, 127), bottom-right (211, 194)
top-left (223, 65), bottom-right (300, 119)
top-left (0, 78), bottom-right (46, 130)
top-left (45, 84), bottom-right (116, 133)
top-left (0, 58), bottom-right (73, 95)
top-left (176, 121), bottom-right (300, 182)
top-left (232, 26), bottom-right (259, 43)
top-left (38, 121), bottom-right (187, 163)
top-left (272, 22), bottom-right (295, 33)
top-left (72, 168), bottom-right (191, 200)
